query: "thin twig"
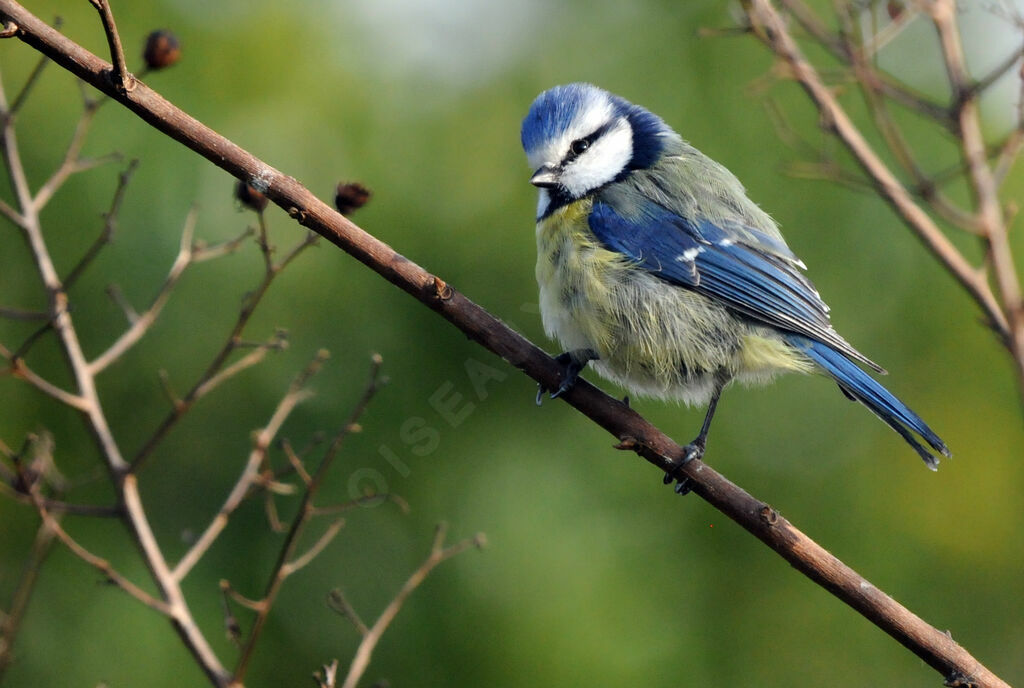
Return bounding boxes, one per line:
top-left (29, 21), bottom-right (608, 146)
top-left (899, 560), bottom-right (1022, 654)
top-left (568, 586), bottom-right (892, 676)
top-left (0, 305), bottom-right (46, 321)
top-left (89, 207), bottom-right (224, 374)
top-left (283, 518), bottom-right (345, 576)
top-left (10, 458), bottom-right (170, 614)
top-left (8, 47), bottom-right (49, 115)
top-left (31, 100), bottom-right (104, 213)
top-left (326, 590), bottom-right (369, 636)
top-left (129, 227), bottom-right (314, 473)
top-left (0, 483), bottom-right (121, 516)
top-left (339, 524), bottom-right (485, 688)
top-left (87, 0), bottom-right (131, 94)
top-left (836, 7), bottom-right (983, 233)
top-left (0, 517), bottom-right (58, 680)
top-left (778, 0), bottom-right (953, 125)
top-left (63, 159), bottom-right (139, 290)
top-left (3, 356), bottom-right (90, 411)
top-left (172, 350), bottom-right (328, 582)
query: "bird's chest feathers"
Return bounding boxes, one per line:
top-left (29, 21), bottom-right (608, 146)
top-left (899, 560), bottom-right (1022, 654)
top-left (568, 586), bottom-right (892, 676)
top-left (535, 200), bottom-right (633, 352)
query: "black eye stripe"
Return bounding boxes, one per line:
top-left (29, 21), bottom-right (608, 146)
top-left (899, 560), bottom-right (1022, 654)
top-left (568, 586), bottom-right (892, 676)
top-left (564, 120), bottom-right (616, 163)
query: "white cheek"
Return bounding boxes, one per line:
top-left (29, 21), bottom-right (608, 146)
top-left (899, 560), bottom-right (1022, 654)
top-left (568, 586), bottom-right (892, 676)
top-left (560, 124), bottom-right (633, 198)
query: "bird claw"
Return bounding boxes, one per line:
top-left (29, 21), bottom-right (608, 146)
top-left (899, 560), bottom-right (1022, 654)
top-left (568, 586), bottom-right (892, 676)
top-left (662, 441), bottom-right (706, 496)
top-left (536, 352), bottom-right (587, 405)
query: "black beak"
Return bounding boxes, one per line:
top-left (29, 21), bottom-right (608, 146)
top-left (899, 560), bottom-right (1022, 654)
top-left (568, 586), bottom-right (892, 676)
top-left (529, 165), bottom-right (559, 188)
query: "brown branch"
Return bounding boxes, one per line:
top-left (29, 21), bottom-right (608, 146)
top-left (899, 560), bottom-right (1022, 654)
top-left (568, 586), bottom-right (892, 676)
top-left (339, 524), bottom-right (485, 688)
top-left (0, 4), bottom-right (1007, 685)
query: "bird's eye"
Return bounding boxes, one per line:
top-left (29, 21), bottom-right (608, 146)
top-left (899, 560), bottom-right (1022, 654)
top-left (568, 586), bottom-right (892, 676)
top-left (569, 139), bottom-right (590, 156)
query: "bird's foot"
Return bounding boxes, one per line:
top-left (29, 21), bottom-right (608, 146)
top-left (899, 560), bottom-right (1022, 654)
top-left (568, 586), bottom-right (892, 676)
top-left (536, 352), bottom-right (590, 405)
top-left (662, 440), bottom-right (706, 496)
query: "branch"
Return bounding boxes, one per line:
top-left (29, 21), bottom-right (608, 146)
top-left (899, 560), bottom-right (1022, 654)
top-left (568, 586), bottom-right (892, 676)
top-left (338, 524), bottom-right (485, 688)
top-left (0, 4), bottom-right (1006, 685)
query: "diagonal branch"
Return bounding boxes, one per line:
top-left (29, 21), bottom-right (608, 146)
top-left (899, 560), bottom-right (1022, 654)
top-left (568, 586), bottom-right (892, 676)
top-left (0, 4), bottom-right (1007, 685)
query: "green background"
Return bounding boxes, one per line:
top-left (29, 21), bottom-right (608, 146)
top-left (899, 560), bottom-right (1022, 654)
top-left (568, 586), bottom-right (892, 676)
top-left (1, 1), bottom-right (1022, 686)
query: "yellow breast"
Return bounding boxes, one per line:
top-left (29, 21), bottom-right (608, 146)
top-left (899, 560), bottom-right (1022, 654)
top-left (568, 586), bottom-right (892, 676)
top-left (535, 199), bottom-right (635, 356)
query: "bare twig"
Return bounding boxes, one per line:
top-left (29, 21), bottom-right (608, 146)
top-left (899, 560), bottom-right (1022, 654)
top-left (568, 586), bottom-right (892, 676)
top-left (63, 159), bottom-right (139, 291)
top-left (0, 482), bottom-right (120, 516)
top-left (90, 208), bottom-right (248, 375)
top-left (778, 0), bottom-right (953, 125)
top-left (232, 355), bottom-right (386, 685)
top-left (2, 355), bottom-right (89, 411)
top-left (129, 225), bottom-right (313, 473)
top-left (745, 0), bottom-right (1013, 376)
top-left (9, 47), bottom-right (49, 115)
top-left (172, 350), bottom-right (327, 582)
top-left (283, 518), bottom-right (345, 576)
top-left (0, 518), bottom-right (57, 680)
top-left (31, 99), bottom-right (117, 213)
top-left (339, 524), bottom-right (486, 688)
top-left (0, 305), bottom-right (46, 321)
top-left (326, 590), bottom-right (369, 636)
top-left (10, 457), bottom-right (169, 614)
top-left (0, 5), bottom-right (1007, 684)
top-left (87, 0), bottom-right (131, 94)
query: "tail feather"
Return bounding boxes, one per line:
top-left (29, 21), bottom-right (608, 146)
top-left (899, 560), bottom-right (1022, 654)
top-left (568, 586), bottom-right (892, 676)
top-left (787, 335), bottom-right (950, 469)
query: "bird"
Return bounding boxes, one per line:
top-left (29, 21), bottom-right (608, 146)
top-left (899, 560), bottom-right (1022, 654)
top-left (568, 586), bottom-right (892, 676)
top-left (520, 82), bottom-right (949, 484)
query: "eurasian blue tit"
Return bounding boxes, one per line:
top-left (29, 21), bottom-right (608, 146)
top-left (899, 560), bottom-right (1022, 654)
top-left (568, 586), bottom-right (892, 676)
top-left (520, 83), bottom-right (949, 479)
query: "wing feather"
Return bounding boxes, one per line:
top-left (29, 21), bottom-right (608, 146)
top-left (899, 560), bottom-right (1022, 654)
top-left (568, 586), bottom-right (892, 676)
top-left (588, 201), bottom-right (884, 373)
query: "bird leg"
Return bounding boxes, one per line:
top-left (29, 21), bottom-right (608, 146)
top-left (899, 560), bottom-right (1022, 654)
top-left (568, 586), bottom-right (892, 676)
top-left (665, 375), bottom-right (727, 495)
top-left (536, 349), bottom-right (599, 405)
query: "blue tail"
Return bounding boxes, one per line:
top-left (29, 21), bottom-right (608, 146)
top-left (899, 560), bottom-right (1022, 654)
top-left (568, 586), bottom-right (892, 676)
top-left (787, 335), bottom-right (950, 469)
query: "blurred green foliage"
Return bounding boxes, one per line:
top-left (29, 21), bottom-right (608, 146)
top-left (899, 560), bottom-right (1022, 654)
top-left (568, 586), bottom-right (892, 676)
top-left (1, 1), bottom-right (1022, 686)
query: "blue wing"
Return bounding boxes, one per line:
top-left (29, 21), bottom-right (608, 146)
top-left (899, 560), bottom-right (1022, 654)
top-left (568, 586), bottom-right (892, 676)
top-left (588, 201), bottom-right (884, 372)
